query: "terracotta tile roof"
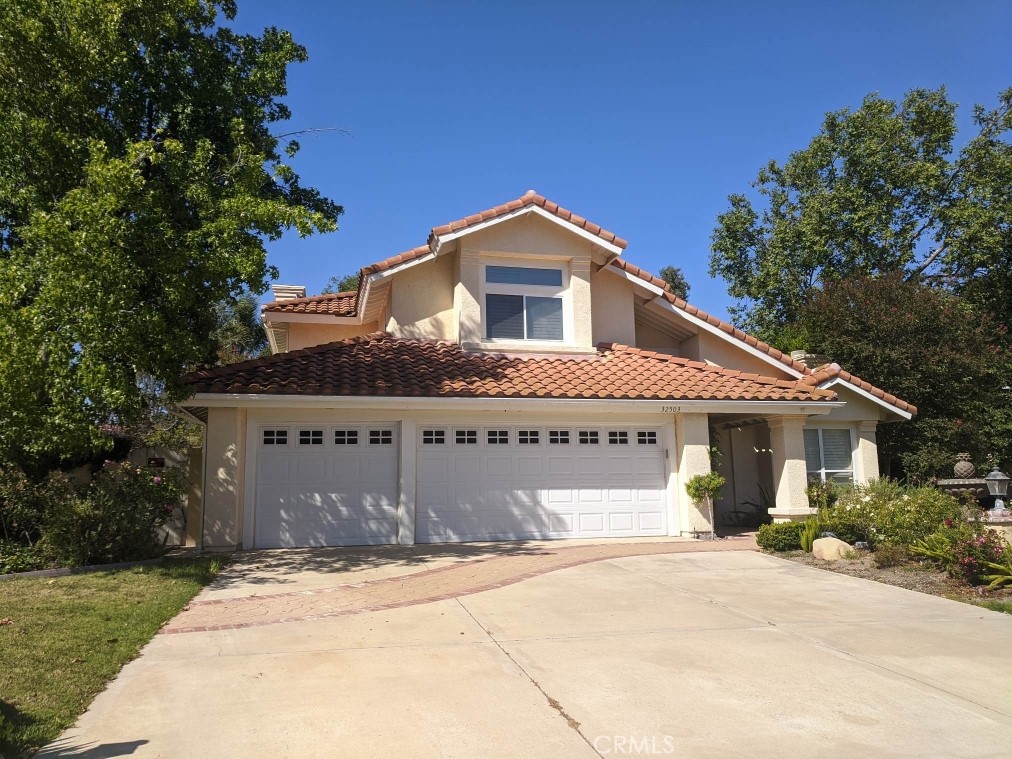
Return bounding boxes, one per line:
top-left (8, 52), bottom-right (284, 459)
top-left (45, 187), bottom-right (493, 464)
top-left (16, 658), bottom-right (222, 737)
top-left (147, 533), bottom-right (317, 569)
top-left (361, 244), bottom-right (431, 277)
top-left (262, 291), bottom-right (359, 316)
top-left (801, 363), bottom-right (917, 415)
top-left (186, 333), bottom-right (838, 402)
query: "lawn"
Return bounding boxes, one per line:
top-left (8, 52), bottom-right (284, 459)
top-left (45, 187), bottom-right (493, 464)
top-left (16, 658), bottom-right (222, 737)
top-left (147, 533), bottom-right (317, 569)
top-left (0, 557), bottom-right (225, 758)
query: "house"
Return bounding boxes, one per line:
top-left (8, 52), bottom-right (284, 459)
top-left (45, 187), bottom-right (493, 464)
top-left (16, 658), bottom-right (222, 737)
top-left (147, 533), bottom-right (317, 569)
top-left (179, 191), bottom-right (915, 549)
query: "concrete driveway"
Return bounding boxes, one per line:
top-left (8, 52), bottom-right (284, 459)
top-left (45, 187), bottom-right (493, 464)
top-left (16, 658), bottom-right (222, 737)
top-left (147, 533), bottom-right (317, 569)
top-left (40, 541), bottom-right (1012, 758)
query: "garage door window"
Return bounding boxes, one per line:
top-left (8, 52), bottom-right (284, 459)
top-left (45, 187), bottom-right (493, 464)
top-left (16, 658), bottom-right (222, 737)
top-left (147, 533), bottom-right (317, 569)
top-left (518, 430), bottom-right (540, 445)
top-left (298, 430), bottom-right (323, 446)
top-left (369, 430), bottom-right (393, 445)
top-left (608, 431), bottom-right (629, 445)
top-left (578, 430), bottom-right (599, 445)
top-left (334, 430), bottom-right (359, 445)
top-left (262, 429), bottom-right (288, 446)
top-left (422, 429), bottom-right (446, 445)
top-left (488, 430), bottom-right (509, 445)
top-left (549, 430), bottom-right (570, 445)
top-left (455, 430), bottom-right (478, 445)
top-left (637, 431), bottom-right (658, 445)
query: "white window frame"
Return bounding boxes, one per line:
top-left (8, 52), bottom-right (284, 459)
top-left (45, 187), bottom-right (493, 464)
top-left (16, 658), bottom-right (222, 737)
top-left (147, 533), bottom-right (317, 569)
top-left (481, 258), bottom-right (572, 344)
top-left (804, 426), bottom-right (856, 484)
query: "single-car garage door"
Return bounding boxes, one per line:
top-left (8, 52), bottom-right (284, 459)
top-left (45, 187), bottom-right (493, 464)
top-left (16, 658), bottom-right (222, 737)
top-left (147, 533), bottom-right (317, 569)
top-left (416, 424), bottom-right (667, 542)
top-left (254, 424), bottom-right (399, 547)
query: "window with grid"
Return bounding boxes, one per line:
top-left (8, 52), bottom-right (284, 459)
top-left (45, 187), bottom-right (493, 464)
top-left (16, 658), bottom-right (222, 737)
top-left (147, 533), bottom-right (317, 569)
top-left (548, 430), bottom-right (570, 445)
top-left (637, 430), bottom-right (658, 445)
top-left (299, 429), bottom-right (324, 446)
top-left (422, 429), bottom-right (446, 445)
top-left (334, 430), bottom-right (359, 446)
top-left (262, 429), bottom-right (287, 446)
top-left (608, 430), bottom-right (629, 445)
top-left (578, 430), bottom-right (599, 445)
top-left (803, 428), bottom-right (854, 483)
top-left (369, 430), bottom-right (393, 445)
top-left (518, 430), bottom-right (540, 445)
top-left (484, 265), bottom-right (565, 341)
top-left (487, 430), bottom-right (509, 445)
top-left (455, 430), bottom-right (478, 445)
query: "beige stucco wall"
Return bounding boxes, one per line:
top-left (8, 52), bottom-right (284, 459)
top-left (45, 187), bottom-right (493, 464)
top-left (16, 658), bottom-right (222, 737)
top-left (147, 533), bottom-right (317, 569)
top-left (634, 320), bottom-right (683, 354)
top-left (683, 331), bottom-right (795, 379)
top-left (675, 412), bottom-right (716, 534)
top-left (202, 407), bottom-right (246, 548)
top-left (287, 322), bottom-right (379, 351)
top-left (590, 268), bottom-right (637, 346)
top-left (387, 251), bottom-right (457, 341)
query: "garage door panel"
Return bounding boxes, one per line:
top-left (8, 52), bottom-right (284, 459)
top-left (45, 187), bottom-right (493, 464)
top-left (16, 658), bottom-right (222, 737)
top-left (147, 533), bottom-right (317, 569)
top-left (546, 457), bottom-right (573, 475)
top-left (418, 457), bottom-right (448, 478)
top-left (609, 512), bottom-right (635, 531)
top-left (549, 513), bottom-right (575, 534)
top-left (484, 456), bottom-right (512, 476)
top-left (516, 457), bottom-right (543, 475)
top-left (638, 512), bottom-right (664, 530)
top-left (578, 512), bottom-right (606, 533)
top-left (255, 425), bottom-right (398, 548)
top-left (452, 456), bottom-right (481, 477)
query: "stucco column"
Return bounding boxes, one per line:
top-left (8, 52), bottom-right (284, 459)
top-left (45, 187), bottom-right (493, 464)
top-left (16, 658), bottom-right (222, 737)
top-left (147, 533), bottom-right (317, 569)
top-left (569, 258), bottom-right (592, 349)
top-left (398, 419), bottom-right (417, 545)
top-left (767, 415), bottom-right (814, 522)
top-left (456, 249), bottom-right (482, 346)
top-left (855, 421), bottom-right (879, 484)
top-left (202, 407), bottom-right (246, 549)
top-left (675, 412), bottom-right (714, 535)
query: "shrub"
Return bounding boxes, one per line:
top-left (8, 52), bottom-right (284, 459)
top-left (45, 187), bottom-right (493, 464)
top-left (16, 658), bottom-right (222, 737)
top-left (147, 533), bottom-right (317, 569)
top-left (40, 462), bottom-right (184, 567)
top-left (872, 544), bottom-right (910, 568)
top-left (800, 520), bottom-right (820, 552)
top-left (0, 540), bottom-right (47, 574)
top-left (0, 466), bottom-right (44, 545)
top-left (912, 521), bottom-right (1010, 585)
top-left (757, 522), bottom-right (804, 552)
top-left (806, 479), bottom-right (844, 511)
top-left (831, 479), bottom-right (966, 547)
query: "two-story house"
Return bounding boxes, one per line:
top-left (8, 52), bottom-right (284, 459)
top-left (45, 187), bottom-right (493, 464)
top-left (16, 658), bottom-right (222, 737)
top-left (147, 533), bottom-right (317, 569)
top-left (180, 191), bottom-right (915, 549)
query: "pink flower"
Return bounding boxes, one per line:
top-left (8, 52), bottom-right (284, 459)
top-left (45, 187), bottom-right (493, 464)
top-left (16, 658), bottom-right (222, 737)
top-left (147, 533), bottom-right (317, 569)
top-left (153, 476), bottom-right (162, 484)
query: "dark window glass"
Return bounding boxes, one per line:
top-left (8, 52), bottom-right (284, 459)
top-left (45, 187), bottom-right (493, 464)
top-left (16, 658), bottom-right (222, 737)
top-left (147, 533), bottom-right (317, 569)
top-left (456, 430), bottom-right (478, 444)
top-left (549, 430), bottom-right (570, 445)
top-left (334, 430), bottom-right (359, 445)
top-left (525, 297), bottom-right (563, 340)
top-left (369, 430), bottom-right (393, 445)
top-left (608, 431), bottom-right (629, 445)
top-left (486, 266), bottom-right (563, 286)
top-left (486, 294), bottom-right (524, 339)
top-left (299, 430), bottom-right (324, 445)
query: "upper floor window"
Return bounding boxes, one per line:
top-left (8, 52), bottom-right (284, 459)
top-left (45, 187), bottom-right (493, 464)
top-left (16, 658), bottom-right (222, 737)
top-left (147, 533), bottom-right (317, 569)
top-left (803, 428), bottom-right (854, 484)
top-left (485, 265), bottom-right (564, 342)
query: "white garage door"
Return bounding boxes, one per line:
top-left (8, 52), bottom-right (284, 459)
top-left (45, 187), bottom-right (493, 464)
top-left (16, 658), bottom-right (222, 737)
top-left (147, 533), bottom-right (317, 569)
top-left (416, 424), bottom-right (667, 542)
top-left (254, 424), bottom-right (399, 548)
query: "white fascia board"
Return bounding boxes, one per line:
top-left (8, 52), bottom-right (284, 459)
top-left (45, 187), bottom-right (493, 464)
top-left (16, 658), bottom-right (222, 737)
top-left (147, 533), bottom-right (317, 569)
top-left (364, 250), bottom-right (437, 282)
top-left (819, 378), bottom-right (913, 420)
top-left (431, 206), bottom-right (624, 257)
top-left (650, 298), bottom-right (805, 379)
top-left (181, 394), bottom-right (843, 416)
top-left (604, 262), bottom-right (668, 298)
top-left (262, 312), bottom-right (361, 326)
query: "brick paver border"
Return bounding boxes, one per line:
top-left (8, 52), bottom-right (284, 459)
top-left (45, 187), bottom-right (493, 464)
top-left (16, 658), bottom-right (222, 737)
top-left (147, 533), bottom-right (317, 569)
top-left (162, 538), bottom-right (755, 635)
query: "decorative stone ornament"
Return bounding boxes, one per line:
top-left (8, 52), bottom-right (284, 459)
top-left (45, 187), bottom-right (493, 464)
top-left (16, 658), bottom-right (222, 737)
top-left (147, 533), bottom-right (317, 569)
top-left (954, 453), bottom-right (975, 478)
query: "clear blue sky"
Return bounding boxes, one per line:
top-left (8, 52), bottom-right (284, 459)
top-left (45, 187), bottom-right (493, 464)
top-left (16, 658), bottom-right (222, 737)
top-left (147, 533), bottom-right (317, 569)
top-left (232, 0), bottom-right (1011, 321)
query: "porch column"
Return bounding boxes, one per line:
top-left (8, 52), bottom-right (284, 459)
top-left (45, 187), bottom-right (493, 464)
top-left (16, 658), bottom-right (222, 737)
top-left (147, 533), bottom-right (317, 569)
top-left (767, 415), bottom-right (814, 522)
top-left (675, 412), bottom-right (713, 534)
top-left (397, 418), bottom-right (417, 545)
top-left (856, 421), bottom-right (879, 483)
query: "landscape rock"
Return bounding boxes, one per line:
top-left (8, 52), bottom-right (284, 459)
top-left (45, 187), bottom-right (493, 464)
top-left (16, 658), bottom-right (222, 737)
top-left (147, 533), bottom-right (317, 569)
top-left (813, 537), bottom-right (853, 561)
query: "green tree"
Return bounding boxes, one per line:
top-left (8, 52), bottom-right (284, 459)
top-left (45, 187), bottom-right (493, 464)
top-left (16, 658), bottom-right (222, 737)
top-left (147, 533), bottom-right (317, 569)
top-left (658, 265), bottom-right (690, 300)
top-left (709, 86), bottom-right (1012, 344)
top-left (0, 0), bottom-right (341, 469)
top-left (321, 273), bottom-right (360, 294)
top-left (795, 274), bottom-right (1012, 480)
top-left (212, 291), bottom-right (270, 365)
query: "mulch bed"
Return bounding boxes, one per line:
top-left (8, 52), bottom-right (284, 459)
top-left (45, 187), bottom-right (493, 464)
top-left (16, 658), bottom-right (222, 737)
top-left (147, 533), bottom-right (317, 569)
top-left (784, 551), bottom-right (1012, 604)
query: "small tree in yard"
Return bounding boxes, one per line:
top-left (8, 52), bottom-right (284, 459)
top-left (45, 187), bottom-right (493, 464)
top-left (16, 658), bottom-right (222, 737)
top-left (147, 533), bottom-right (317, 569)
top-left (685, 472), bottom-right (726, 540)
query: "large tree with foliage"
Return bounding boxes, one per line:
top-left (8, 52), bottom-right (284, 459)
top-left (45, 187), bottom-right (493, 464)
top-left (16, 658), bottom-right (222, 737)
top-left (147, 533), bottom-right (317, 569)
top-left (796, 274), bottom-right (1012, 479)
top-left (0, 0), bottom-right (341, 469)
top-left (658, 265), bottom-right (690, 301)
top-left (321, 272), bottom-right (360, 294)
top-left (710, 86), bottom-right (1012, 344)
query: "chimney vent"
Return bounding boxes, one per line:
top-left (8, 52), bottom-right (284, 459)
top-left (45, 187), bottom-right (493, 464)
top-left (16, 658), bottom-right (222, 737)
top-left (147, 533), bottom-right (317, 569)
top-left (790, 350), bottom-right (831, 369)
top-left (271, 284), bottom-right (306, 302)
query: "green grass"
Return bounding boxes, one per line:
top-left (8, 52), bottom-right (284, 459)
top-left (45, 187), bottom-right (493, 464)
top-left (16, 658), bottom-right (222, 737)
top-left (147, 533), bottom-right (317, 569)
top-left (0, 557), bottom-right (225, 758)
top-left (970, 599), bottom-right (1012, 615)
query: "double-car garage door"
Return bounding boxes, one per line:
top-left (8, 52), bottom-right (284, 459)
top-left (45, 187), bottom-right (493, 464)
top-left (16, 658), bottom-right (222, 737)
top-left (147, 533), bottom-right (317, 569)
top-left (254, 422), bottom-right (667, 548)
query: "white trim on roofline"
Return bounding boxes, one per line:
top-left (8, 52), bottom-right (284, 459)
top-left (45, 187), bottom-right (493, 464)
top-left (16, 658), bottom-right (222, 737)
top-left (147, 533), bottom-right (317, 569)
top-left (603, 263), bottom-right (805, 379)
top-left (818, 378), bottom-right (913, 420)
top-left (432, 205), bottom-right (624, 257)
top-left (365, 250), bottom-right (437, 282)
top-left (181, 394), bottom-right (842, 416)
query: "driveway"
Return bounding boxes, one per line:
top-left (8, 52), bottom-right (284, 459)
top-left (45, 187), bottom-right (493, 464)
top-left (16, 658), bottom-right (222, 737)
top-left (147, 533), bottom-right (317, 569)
top-left (40, 540), bottom-right (1012, 758)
